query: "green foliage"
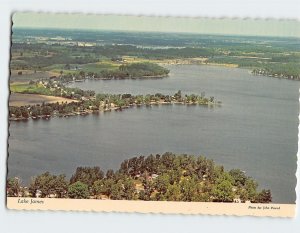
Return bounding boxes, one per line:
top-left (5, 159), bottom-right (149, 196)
top-left (92, 178), bottom-right (114, 197)
top-left (255, 189), bottom-right (272, 203)
top-left (29, 172), bottom-right (68, 198)
top-left (10, 153), bottom-right (271, 203)
top-left (110, 180), bottom-right (124, 200)
top-left (68, 181), bottom-right (89, 199)
top-left (70, 167), bottom-right (104, 187)
top-left (119, 62), bottom-right (169, 77)
top-left (211, 175), bottom-right (234, 202)
top-left (179, 177), bottom-right (198, 201)
top-left (164, 184), bottom-right (182, 201)
top-left (122, 177), bottom-right (136, 200)
top-left (229, 169), bottom-right (247, 187)
top-left (10, 30), bottom-right (300, 81)
top-left (7, 177), bottom-right (22, 197)
top-left (115, 153), bottom-right (270, 202)
top-left (244, 179), bottom-right (259, 202)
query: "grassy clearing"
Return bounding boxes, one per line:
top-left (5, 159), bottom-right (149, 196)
top-left (123, 56), bottom-right (160, 63)
top-left (82, 61), bottom-right (119, 71)
top-left (10, 83), bottom-right (53, 96)
top-left (10, 83), bottom-right (35, 92)
top-left (46, 60), bottom-right (120, 74)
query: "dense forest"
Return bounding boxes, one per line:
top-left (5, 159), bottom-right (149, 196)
top-left (72, 62), bottom-right (170, 80)
top-left (7, 153), bottom-right (272, 203)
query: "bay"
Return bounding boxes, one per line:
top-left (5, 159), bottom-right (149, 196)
top-left (8, 65), bottom-right (299, 203)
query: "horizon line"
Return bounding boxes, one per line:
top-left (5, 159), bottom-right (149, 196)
top-left (12, 26), bottom-right (300, 40)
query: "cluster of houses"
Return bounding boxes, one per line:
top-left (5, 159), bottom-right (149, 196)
top-left (252, 68), bottom-right (298, 80)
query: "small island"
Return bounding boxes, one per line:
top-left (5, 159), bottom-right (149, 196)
top-left (7, 152), bottom-right (272, 203)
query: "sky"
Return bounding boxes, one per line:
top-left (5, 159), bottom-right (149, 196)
top-left (13, 12), bottom-right (300, 38)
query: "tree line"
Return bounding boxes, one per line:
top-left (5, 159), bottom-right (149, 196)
top-left (61, 62), bottom-right (170, 80)
top-left (7, 153), bottom-right (272, 203)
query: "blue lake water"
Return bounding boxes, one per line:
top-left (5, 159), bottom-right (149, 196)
top-left (8, 65), bottom-right (299, 203)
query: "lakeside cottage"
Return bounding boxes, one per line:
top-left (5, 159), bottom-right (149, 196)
top-left (35, 190), bottom-right (42, 198)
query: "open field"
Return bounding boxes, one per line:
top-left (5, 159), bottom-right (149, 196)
top-left (10, 82), bottom-right (48, 93)
top-left (80, 61), bottom-right (119, 72)
top-left (10, 70), bottom-right (59, 83)
top-left (42, 60), bottom-right (119, 74)
top-left (9, 93), bottom-right (78, 106)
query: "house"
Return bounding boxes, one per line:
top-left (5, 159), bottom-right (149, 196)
top-left (151, 174), bottom-right (159, 179)
top-left (47, 193), bottom-right (57, 198)
top-left (35, 190), bottom-right (42, 198)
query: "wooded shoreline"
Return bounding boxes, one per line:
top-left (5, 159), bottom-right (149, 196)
top-left (7, 152), bottom-right (272, 203)
top-left (9, 91), bottom-right (221, 121)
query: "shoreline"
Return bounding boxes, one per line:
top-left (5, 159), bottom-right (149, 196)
top-left (91, 74), bottom-right (169, 81)
top-left (154, 58), bottom-right (239, 68)
top-left (9, 100), bottom-right (220, 122)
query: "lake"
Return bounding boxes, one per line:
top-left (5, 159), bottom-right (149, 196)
top-left (8, 65), bottom-right (299, 203)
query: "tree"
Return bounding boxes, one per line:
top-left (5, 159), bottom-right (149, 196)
top-left (106, 169), bottom-right (115, 179)
top-left (122, 177), bottom-right (136, 200)
top-left (236, 188), bottom-right (249, 203)
top-left (180, 177), bottom-right (197, 201)
top-left (229, 169), bottom-right (247, 187)
top-left (165, 184), bottom-right (181, 201)
top-left (168, 169), bottom-right (181, 185)
top-left (174, 90), bottom-right (182, 101)
top-left (255, 189), bottom-right (272, 203)
top-left (154, 173), bottom-right (170, 195)
top-left (110, 181), bottom-right (124, 200)
top-left (31, 106), bottom-right (40, 117)
top-left (70, 167), bottom-right (104, 187)
top-left (53, 175), bottom-right (69, 198)
top-left (29, 172), bottom-right (68, 198)
top-left (42, 106), bottom-right (52, 115)
top-left (92, 178), bottom-right (114, 197)
top-left (68, 181), bottom-right (89, 199)
top-left (244, 179), bottom-right (258, 202)
top-left (14, 108), bottom-right (22, 118)
top-left (144, 154), bottom-right (157, 174)
top-left (119, 159), bottom-right (129, 174)
top-left (140, 178), bottom-right (154, 201)
top-left (211, 179), bottom-right (234, 202)
top-left (7, 177), bottom-right (22, 197)
top-left (21, 107), bottom-right (29, 118)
